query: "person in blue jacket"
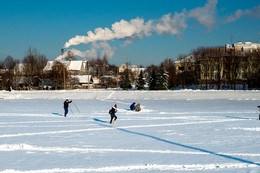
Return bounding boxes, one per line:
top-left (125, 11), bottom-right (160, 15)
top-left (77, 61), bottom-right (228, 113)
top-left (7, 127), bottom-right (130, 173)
top-left (130, 102), bottom-right (136, 111)
top-left (64, 99), bottom-right (72, 117)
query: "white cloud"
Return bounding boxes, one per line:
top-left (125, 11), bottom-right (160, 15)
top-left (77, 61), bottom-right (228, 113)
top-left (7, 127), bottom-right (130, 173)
top-left (188, 0), bottom-right (218, 30)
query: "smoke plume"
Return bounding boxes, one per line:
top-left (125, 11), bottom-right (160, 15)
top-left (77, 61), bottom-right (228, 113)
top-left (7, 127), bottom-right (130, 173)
top-left (63, 0), bottom-right (218, 51)
top-left (58, 0), bottom-right (258, 61)
top-left (56, 42), bottom-right (115, 61)
top-left (188, 0), bottom-right (218, 30)
top-left (224, 5), bottom-right (260, 23)
top-left (63, 11), bottom-right (188, 49)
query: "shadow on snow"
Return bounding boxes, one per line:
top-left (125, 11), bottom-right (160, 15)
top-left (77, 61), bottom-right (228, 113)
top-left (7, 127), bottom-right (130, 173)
top-left (93, 118), bottom-right (260, 167)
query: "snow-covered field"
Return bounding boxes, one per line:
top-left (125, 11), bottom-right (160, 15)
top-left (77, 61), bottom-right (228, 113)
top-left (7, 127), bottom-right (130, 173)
top-left (0, 90), bottom-right (260, 173)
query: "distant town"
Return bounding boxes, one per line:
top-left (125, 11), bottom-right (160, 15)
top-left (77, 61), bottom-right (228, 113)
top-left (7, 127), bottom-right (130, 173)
top-left (0, 41), bottom-right (260, 91)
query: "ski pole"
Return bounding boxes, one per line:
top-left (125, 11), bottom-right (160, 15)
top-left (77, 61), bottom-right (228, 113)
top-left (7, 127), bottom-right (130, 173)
top-left (73, 102), bottom-right (80, 113)
top-left (69, 106), bottom-right (74, 115)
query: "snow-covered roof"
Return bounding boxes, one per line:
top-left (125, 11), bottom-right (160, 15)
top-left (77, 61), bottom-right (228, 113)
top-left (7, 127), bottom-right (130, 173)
top-left (131, 67), bottom-right (146, 73)
top-left (0, 69), bottom-right (8, 73)
top-left (59, 60), bottom-right (70, 66)
top-left (175, 55), bottom-right (195, 64)
top-left (68, 61), bottom-right (83, 71)
top-left (93, 77), bottom-right (101, 84)
top-left (14, 63), bottom-right (25, 71)
top-left (119, 64), bottom-right (146, 73)
top-left (72, 75), bottom-right (92, 84)
top-left (131, 65), bottom-right (138, 68)
top-left (226, 42), bottom-right (260, 49)
top-left (101, 75), bottom-right (116, 79)
top-left (43, 61), bottom-right (54, 71)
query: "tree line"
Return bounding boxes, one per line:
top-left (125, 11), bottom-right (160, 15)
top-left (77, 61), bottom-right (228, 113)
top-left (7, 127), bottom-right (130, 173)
top-left (120, 47), bottom-right (260, 90)
top-left (0, 48), bottom-right (48, 90)
top-left (0, 46), bottom-right (259, 90)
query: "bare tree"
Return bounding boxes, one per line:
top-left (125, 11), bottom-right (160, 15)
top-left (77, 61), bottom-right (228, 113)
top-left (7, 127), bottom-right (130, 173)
top-left (4, 56), bottom-right (17, 72)
top-left (0, 56), bottom-right (20, 90)
top-left (48, 61), bottom-right (68, 89)
top-left (22, 48), bottom-right (48, 88)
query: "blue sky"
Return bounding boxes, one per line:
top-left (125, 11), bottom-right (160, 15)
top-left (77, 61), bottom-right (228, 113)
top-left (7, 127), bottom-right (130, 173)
top-left (0, 0), bottom-right (259, 66)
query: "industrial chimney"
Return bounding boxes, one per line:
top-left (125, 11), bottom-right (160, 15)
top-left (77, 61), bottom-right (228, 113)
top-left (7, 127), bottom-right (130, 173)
top-left (61, 48), bottom-right (64, 55)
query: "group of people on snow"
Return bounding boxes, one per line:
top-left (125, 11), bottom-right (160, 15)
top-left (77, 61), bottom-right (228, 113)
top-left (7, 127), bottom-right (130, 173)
top-left (63, 99), bottom-right (141, 124)
top-left (130, 102), bottom-right (141, 112)
top-left (63, 100), bottom-right (260, 122)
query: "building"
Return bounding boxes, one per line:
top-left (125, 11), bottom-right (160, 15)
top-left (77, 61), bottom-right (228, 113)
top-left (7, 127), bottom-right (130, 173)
top-left (67, 60), bottom-right (87, 75)
top-left (119, 64), bottom-right (147, 87)
top-left (71, 75), bottom-right (93, 89)
top-left (43, 60), bottom-right (88, 75)
top-left (13, 63), bottom-right (25, 76)
top-left (225, 41), bottom-right (260, 52)
top-left (175, 55), bottom-right (195, 74)
top-left (119, 64), bottom-right (146, 75)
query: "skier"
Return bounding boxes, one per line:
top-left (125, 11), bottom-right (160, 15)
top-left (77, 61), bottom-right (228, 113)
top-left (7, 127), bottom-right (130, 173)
top-left (130, 102), bottom-right (136, 111)
top-left (258, 106), bottom-right (260, 120)
top-left (64, 99), bottom-right (72, 117)
top-left (135, 103), bottom-right (141, 112)
top-left (109, 104), bottom-right (117, 124)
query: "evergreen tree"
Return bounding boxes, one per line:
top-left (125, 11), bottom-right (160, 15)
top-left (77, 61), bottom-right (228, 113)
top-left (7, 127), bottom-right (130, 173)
top-left (158, 66), bottom-right (169, 90)
top-left (136, 70), bottom-right (146, 90)
top-left (161, 58), bottom-right (176, 89)
top-left (120, 69), bottom-right (132, 90)
top-left (149, 69), bottom-right (158, 90)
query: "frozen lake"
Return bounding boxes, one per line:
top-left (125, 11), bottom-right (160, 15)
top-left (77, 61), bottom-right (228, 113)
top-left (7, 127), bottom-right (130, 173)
top-left (0, 90), bottom-right (260, 172)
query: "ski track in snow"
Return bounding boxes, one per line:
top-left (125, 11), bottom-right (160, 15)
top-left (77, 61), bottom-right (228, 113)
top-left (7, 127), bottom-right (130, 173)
top-left (1, 144), bottom-right (260, 157)
top-left (0, 127), bottom-right (113, 138)
top-left (230, 127), bottom-right (260, 131)
top-left (0, 163), bottom-right (258, 173)
top-left (104, 91), bottom-right (114, 100)
top-left (0, 119), bottom-right (241, 138)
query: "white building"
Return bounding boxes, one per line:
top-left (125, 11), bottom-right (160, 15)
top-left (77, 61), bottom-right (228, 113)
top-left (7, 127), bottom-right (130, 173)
top-left (71, 75), bottom-right (93, 89)
top-left (67, 60), bottom-right (87, 75)
top-left (119, 64), bottom-right (146, 75)
top-left (43, 60), bottom-right (88, 75)
top-left (225, 41), bottom-right (260, 52)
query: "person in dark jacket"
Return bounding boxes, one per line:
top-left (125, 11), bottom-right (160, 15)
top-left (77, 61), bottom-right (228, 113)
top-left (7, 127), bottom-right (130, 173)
top-left (130, 102), bottom-right (136, 111)
top-left (135, 103), bottom-right (141, 112)
top-left (258, 106), bottom-right (260, 120)
top-left (64, 99), bottom-right (72, 117)
top-left (109, 104), bottom-right (117, 124)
